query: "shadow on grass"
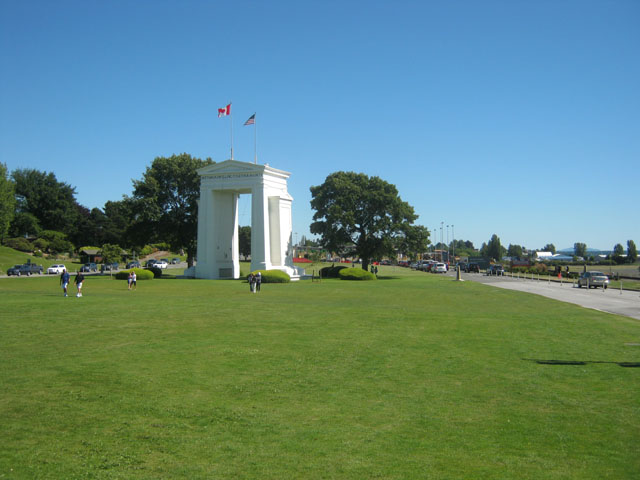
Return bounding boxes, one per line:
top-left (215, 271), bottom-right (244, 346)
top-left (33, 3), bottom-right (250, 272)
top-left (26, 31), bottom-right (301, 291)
top-left (524, 358), bottom-right (640, 368)
top-left (375, 275), bottom-right (401, 280)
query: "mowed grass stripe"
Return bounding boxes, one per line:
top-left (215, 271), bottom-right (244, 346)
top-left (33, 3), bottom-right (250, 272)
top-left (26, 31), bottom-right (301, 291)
top-left (1, 270), bottom-right (638, 479)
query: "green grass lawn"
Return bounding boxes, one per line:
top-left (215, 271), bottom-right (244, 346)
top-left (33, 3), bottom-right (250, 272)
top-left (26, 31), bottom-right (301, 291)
top-left (1, 268), bottom-right (639, 479)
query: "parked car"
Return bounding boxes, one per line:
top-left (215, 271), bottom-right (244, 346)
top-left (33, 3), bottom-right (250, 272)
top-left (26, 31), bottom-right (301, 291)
top-left (80, 263), bottom-right (98, 273)
top-left (433, 262), bottom-right (447, 273)
top-left (100, 262), bottom-right (119, 272)
top-left (7, 264), bottom-right (26, 276)
top-left (47, 264), bottom-right (66, 275)
top-left (578, 271), bottom-right (609, 289)
top-left (145, 259), bottom-right (158, 268)
top-left (467, 263), bottom-right (480, 273)
top-left (7, 263), bottom-right (43, 276)
top-left (487, 264), bottom-right (505, 276)
top-left (154, 260), bottom-right (168, 269)
top-left (170, 257), bottom-right (181, 264)
top-left (126, 261), bottom-right (141, 269)
top-left (10, 263), bottom-right (44, 275)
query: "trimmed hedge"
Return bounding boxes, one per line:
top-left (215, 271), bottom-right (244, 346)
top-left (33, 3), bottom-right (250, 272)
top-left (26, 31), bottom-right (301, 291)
top-left (250, 269), bottom-right (290, 283)
top-left (320, 265), bottom-right (348, 278)
top-left (114, 268), bottom-right (154, 281)
top-left (339, 268), bottom-right (377, 281)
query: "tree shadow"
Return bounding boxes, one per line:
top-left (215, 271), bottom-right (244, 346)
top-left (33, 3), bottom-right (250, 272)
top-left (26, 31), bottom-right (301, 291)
top-left (523, 358), bottom-right (640, 368)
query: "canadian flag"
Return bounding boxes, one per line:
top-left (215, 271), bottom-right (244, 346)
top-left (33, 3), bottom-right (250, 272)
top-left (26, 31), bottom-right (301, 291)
top-left (218, 104), bottom-right (231, 117)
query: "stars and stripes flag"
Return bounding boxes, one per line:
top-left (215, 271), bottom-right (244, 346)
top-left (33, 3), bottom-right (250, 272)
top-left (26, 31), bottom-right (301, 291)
top-left (218, 103), bottom-right (231, 117)
top-left (244, 114), bottom-right (255, 126)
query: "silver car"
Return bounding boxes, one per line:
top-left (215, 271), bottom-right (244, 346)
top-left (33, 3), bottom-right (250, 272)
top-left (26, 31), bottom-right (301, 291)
top-left (578, 271), bottom-right (609, 289)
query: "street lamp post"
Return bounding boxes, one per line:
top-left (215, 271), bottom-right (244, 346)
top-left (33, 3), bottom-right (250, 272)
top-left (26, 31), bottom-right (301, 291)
top-left (452, 224), bottom-right (455, 261)
top-left (440, 222), bottom-right (444, 262)
top-left (446, 225), bottom-right (450, 264)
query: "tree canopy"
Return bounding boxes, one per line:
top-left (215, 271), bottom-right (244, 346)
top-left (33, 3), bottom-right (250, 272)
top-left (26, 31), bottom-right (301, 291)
top-left (131, 153), bottom-right (213, 267)
top-left (574, 242), bottom-right (587, 258)
top-left (0, 163), bottom-right (15, 241)
top-left (310, 171), bottom-right (419, 271)
top-left (627, 240), bottom-right (638, 263)
top-left (11, 168), bottom-right (79, 235)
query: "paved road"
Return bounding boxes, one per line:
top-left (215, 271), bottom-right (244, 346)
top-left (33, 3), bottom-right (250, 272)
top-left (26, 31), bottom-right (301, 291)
top-left (457, 272), bottom-right (640, 321)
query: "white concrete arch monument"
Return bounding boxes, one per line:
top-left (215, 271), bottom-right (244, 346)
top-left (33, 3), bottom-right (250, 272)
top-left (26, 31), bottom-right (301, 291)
top-left (190, 160), bottom-right (301, 280)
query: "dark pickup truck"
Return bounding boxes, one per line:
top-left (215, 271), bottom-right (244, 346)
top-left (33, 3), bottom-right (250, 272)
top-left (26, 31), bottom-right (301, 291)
top-left (7, 263), bottom-right (44, 276)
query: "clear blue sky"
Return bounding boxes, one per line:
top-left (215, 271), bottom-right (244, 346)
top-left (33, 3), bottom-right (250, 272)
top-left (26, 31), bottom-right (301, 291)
top-left (1, 0), bottom-right (638, 251)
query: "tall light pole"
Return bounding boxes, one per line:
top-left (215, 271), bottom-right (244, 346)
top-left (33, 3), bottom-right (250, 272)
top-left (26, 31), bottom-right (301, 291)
top-left (452, 224), bottom-right (455, 260)
top-left (440, 222), bottom-right (444, 262)
top-left (446, 225), bottom-right (450, 264)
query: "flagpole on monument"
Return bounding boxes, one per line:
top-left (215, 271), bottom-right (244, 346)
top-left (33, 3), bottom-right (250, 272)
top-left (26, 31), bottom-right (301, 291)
top-left (254, 113), bottom-right (257, 164)
top-left (230, 102), bottom-right (234, 160)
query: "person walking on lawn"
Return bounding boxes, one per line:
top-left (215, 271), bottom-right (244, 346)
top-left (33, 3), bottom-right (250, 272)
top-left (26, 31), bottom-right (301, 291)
top-left (75, 271), bottom-right (85, 297)
top-left (60, 269), bottom-right (70, 297)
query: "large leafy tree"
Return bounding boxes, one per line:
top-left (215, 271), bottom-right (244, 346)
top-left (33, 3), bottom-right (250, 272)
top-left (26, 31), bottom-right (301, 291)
top-left (627, 240), bottom-right (637, 263)
top-left (131, 153), bottom-right (213, 267)
top-left (395, 224), bottom-right (430, 261)
top-left (0, 162), bottom-right (15, 241)
top-left (507, 244), bottom-right (524, 259)
top-left (486, 234), bottom-right (503, 262)
top-left (310, 171), bottom-right (418, 271)
top-left (11, 168), bottom-right (79, 235)
top-left (574, 242), bottom-right (587, 258)
top-left (542, 243), bottom-right (556, 254)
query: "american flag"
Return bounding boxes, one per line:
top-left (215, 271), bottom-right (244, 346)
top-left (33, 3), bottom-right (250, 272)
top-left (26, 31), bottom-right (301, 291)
top-left (244, 114), bottom-right (255, 126)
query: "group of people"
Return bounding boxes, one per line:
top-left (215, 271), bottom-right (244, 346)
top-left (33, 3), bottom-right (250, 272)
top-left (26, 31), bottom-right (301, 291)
top-left (58, 268), bottom-right (138, 297)
top-left (60, 269), bottom-right (84, 297)
top-left (248, 272), bottom-right (262, 293)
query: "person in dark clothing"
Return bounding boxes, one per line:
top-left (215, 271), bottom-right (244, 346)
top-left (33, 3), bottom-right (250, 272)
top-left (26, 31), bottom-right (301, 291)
top-left (74, 271), bottom-right (85, 297)
top-left (256, 272), bottom-right (262, 292)
top-left (60, 269), bottom-right (70, 297)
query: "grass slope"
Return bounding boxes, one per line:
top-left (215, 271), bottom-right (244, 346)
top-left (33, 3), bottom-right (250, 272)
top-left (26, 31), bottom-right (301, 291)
top-left (1, 269), bottom-right (639, 479)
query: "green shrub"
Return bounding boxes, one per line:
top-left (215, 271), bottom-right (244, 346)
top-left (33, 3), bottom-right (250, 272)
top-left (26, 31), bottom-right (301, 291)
top-left (147, 266), bottom-right (163, 278)
top-left (114, 268), bottom-right (154, 280)
top-left (339, 268), bottom-right (377, 281)
top-left (320, 265), bottom-right (348, 278)
top-left (250, 269), bottom-right (290, 283)
top-left (33, 250), bottom-right (43, 257)
top-left (4, 237), bottom-right (33, 252)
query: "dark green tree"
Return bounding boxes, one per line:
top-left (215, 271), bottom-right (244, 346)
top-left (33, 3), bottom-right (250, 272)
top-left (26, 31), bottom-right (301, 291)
top-left (507, 244), bottom-right (523, 259)
top-left (8, 211), bottom-right (40, 238)
top-left (612, 243), bottom-right (625, 264)
top-left (100, 243), bottom-right (123, 275)
top-left (574, 242), bottom-right (587, 258)
top-left (11, 169), bottom-right (79, 235)
top-left (627, 240), bottom-right (637, 263)
top-left (486, 234), bottom-right (503, 262)
top-left (131, 154), bottom-right (214, 267)
top-left (0, 162), bottom-right (15, 242)
top-left (395, 224), bottom-right (430, 261)
top-left (542, 243), bottom-right (556, 254)
top-left (310, 171), bottom-right (418, 271)
top-left (238, 225), bottom-right (251, 259)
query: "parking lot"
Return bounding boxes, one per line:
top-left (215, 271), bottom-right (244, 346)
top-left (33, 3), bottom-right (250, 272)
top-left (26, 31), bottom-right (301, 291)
top-left (458, 271), bottom-right (640, 321)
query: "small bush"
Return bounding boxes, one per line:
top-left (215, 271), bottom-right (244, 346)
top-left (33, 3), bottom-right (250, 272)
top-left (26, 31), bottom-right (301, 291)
top-left (147, 266), bottom-right (163, 278)
top-left (33, 250), bottom-right (43, 257)
top-left (250, 269), bottom-right (290, 283)
top-left (4, 237), bottom-right (33, 252)
top-left (114, 268), bottom-right (154, 280)
top-left (339, 268), bottom-right (377, 281)
top-left (320, 265), bottom-right (347, 278)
